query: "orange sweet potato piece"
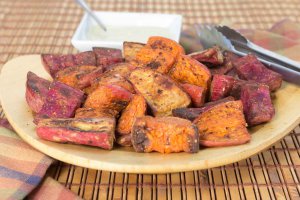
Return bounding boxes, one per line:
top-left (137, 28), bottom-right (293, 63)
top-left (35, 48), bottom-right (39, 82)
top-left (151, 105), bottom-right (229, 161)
top-left (147, 36), bottom-right (185, 57)
top-left (117, 95), bottom-right (147, 135)
top-left (135, 47), bottom-right (176, 74)
top-left (169, 55), bottom-right (211, 92)
top-left (193, 100), bottom-right (251, 147)
top-left (55, 65), bottom-right (102, 90)
top-left (132, 116), bottom-right (199, 153)
top-left (104, 62), bottom-right (137, 78)
top-left (128, 68), bottom-right (191, 116)
top-left (84, 85), bottom-right (133, 112)
top-left (75, 107), bottom-right (119, 118)
top-left (123, 41), bottom-right (145, 62)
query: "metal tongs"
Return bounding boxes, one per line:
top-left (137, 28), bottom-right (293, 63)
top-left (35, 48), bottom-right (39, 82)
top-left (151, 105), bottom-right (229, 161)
top-left (194, 24), bottom-right (300, 85)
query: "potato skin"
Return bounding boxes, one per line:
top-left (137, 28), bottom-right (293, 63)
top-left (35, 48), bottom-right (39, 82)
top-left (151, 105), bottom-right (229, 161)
top-left (75, 107), bottom-right (119, 118)
top-left (193, 100), bottom-right (251, 147)
top-left (84, 84), bottom-right (133, 113)
top-left (147, 36), bottom-right (185, 57)
top-left (128, 68), bottom-right (191, 116)
top-left (123, 41), bottom-right (145, 62)
top-left (93, 47), bottom-right (123, 70)
top-left (117, 95), bottom-right (147, 135)
top-left (180, 83), bottom-right (205, 107)
top-left (189, 46), bottom-right (224, 65)
top-left (37, 117), bottom-right (115, 150)
top-left (135, 47), bottom-right (176, 74)
top-left (169, 55), bottom-right (211, 92)
top-left (131, 116), bottom-right (199, 153)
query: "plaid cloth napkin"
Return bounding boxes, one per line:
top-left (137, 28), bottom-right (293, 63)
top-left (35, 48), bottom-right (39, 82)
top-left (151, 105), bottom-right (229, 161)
top-left (0, 119), bottom-right (81, 200)
top-left (0, 18), bottom-right (299, 200)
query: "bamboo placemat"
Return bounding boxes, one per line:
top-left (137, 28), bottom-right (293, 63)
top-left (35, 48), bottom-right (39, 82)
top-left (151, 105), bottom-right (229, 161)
top-left (0, 0), bottom-right (300, 199)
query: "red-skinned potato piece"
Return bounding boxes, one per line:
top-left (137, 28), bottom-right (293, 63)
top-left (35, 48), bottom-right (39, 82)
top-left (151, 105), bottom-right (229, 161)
top-left (234, 54), bottom-right (282, 91)
top-left (26, 71), bottom-right (51, 113)
top-left (210, 75), bottom-right (235, 101)
top-left (240, 83), bottom-right (275, 126)
top-left (193, 100), bottom-right (251, 147)
top-left (93, 47), bottom-right (123, 70)
top-left (146, 36), bottom-right (185, 58)
top-left (55, 65), bottom-right (102, 90)
top-left (169, 55), bottom-right (211, 92)
top-left (123, 41), bottom-right (145, 62)
top-left (189, 46), bottom-right (224, 65)
top-left (36, 118), bottom-right (115, 150)
top-left (172, 96), bottom-right (235, 121)
top-left (135, 47), bottom-right (176, 74)
top-left (131, 116), bottom-right (199, 153)
top-left (34, 81), bottom-right (85, 124)
top-left (117, 95), bottom-right (147, 135)
top-left (84, 84), bottom-right (133, 113)
top-left (128, 68), bottom-right (191, 117)
top-left (180, 83), bottom-right (205, 107)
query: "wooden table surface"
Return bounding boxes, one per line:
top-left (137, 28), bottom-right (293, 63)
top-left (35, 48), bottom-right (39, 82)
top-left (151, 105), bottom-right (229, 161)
top-left (0, 0), bottom-right (300, 199)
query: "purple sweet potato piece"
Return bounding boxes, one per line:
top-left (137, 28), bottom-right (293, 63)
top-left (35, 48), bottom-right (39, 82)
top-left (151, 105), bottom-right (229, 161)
top-left (210, 51), bottom-right (240, 75)
top-left (234, 54), bottom-right (282, 91)
top-left (240, 83), bottom-right (275, 126)
top-left (35, 81), bottom-right (85, 123)
top-left (26, 71), bottom-right (51, 113)
top-left (189, 46), bottom-right (224, 65)
top-left (36, 117), bottom-right (115, 150)
top-left (172, 96), bottom-right (235, 121)
top-left (41, 54), bottom-right (76, 77)
top-left (73, 51), bottom-right (96, 66)
top-left (93, 47), bottom-right (123, 70)
top-left (210, 75), bottom-right (235, 101)
top-left (180, 83), bottom-right (205, 107)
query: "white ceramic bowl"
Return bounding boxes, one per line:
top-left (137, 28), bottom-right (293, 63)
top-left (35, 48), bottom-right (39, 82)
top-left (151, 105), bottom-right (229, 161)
top-left (71, 12), bottom-right (182, 51)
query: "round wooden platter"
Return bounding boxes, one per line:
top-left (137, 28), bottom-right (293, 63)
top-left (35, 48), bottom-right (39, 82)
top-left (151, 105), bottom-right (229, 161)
top-left (1, 55), bottom-right (300, 174)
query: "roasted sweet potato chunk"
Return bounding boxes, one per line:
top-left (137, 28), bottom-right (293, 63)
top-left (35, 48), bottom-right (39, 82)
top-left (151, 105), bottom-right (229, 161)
top-left (36, 117), bottom-right (115, 150)
top-left (84, 84), bottom-right (132, 113)
top-left (93, 47), bottom-right (123, 70)
top-left (172, 96), bottom-right (235, 121)
top-left (180, 83), bottom-right (205, 107)
top-left (234, 54), bottom-right (282, 91)
top-left (128, 68), bottom-right (191, 116)
top-left (169, 55), bottom-right (211, 92)
top-left (104, 62), bottom-right (136, 78)
top-left (240, 83), bottom-right (275, 126)
top-left (55, 65), bottom-right (101, 90)
top-left (26, 71), bottom-right (51, 113)
top-left (35, 81), bottom-right (85, 123)
top-left (41, 54), bottom-right (75, 77)
top-left (147, 36), bottom-right (185, 57)
top-left (73, 51), bottom-right (96, 66)
top-left (189, 46), bottom-right (224, 65)
top-left (132, 116), bottom-right (199, 153)
top-left (210, 50), bottom-right (240, 75)
top-left (116, 134), bottom-right (132, 147)
top-left (123, 41), bottom-right (145, 62)
top-left (210, 75), bottom-right (235, 101)
top-left (135, 47), bottom-right (176, 74)
top-left (117, 95), bottom-right (147, 135)
top-left (193, 101), bottom-right (251, 147)
top-left (75, 107), bottom-right (119, 118)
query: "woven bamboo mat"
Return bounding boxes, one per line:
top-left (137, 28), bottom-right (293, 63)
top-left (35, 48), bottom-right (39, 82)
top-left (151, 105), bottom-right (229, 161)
top-left (0, 0), bottom-right (300, 199)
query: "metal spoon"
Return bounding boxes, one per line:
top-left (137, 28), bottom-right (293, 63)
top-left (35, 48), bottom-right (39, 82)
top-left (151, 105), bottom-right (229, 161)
top-left (75, 0), bottom-right (107, 31)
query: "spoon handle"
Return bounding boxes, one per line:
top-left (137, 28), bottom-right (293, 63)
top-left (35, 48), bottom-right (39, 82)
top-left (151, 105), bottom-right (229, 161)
top-left (75, 0), bottom-right (107, 31)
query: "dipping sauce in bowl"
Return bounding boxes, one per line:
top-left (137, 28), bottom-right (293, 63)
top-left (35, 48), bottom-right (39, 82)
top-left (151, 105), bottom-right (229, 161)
top-left (72, 12), bottom-right (182, 51)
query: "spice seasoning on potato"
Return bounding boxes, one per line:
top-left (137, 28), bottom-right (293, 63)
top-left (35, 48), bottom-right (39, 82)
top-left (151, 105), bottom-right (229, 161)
top-left (131, 116), bottom-right (199, 153)
top-left (135, 47), bottom-right (176, 74)
top-left (117, 95), bottom-right (147, 135)
top-left (123, 41), bottom-right (145, 62)
top-left (75, 107), bottom-right (119, 118)
top-left (169, 54), bottom-right (211, 92)
top-left (128, 68), bottom-right (191, 116)
top-left (193, 100), bottom-right (251, 147)
top-left (37, 117), bottom-right (115, 150)
top-left (84, 84), bottom-right (133, 113)
top-left (147, 36), bottom-right (185, 57)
